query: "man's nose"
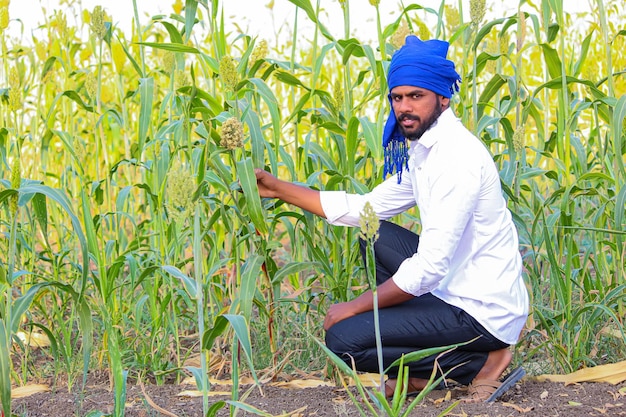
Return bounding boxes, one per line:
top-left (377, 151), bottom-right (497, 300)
top-left (397, 97), bottom-right (412, 113)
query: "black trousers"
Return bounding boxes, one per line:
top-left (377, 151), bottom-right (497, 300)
top-left (324, 221), bottom-right (509, 385)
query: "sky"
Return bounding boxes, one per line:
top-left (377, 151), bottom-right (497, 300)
top-left (8, 0), bottom-right (594, 44)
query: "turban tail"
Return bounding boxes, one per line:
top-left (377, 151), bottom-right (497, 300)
top-left (383, 35), bottom-right (461, 182)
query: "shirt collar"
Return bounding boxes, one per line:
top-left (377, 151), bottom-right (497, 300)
top-left (414, 108), bottom-right (455, 150)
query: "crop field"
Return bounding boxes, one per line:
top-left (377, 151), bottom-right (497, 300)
top-left (0, 0), bottom-right (625, 416)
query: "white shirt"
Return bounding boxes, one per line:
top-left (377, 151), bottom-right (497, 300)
top-left (319, 108), bottom-right (529, 344)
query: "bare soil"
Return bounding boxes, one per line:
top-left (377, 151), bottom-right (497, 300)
top-left (11, 371), bottom-right (626, 417)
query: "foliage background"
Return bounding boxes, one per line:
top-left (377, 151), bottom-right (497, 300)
top-left (0, 0), bottom-right (624, 415)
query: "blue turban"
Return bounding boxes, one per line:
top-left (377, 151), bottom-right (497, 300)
top-left (383, 35), bottom-right (461, 181)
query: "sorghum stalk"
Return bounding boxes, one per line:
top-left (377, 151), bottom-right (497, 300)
top-left (359, 202), bottom-right (383, 394)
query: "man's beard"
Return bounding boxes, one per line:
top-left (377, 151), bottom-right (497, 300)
top-left (397, 97), bottom-right (442, 141)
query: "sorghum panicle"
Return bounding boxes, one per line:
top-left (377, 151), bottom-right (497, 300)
top-left (249, 39), bottom-right (268, 66)
top-left (415, 18), bottom-right (430, 40)
top-left (332, 79), bottom-right (344, 111)
top-left (9, 158), bottom-right (20, 215)
top-left (112, 42), bottom-right (126, 74)
top-left (173, 0), bottom-right (183, 15)
top-left (513, 125), bottom-right (525, 154)
top-left (8, 66), bottom-right (21, 112)
top-left (85, 72), bottom-right (97, 100)
top-left (390, 21), bottom-right (410, 49)
top-left (54, 11), bottom-right (70, 41)
top-left (359, 202), bottom-right (380, 243)
top-left (166, 162), bottom-right (197, 223)
top-left (517, 11), bottom-right (526, 52)
top-left (90, 6), bottom-right (107, 41)
top-left (219, 56), bottom-right (238, 91)
top-left (220, 117), bottom-right (244, 150)
top-left (0, 6), bottom-right (9, 33)
top-left (499, 32), bottom-right (511, 55)
top-left (174, 69), bottom-right (189, 90)
top-left (444, 6), bottom-right (460, 31)
top-left (470, 0), bottom-right (486, 26)
top-left (163, 51), bottom-right (176, 74)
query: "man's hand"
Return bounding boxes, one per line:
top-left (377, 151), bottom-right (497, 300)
top-left (323, 301), bottom-right (358, 330)
top-left (254, 168), bottom-right (281, 198)
top-left (323, 280), bottom-right (415, 331)
top-left (253, 168), bottom-right (326, 217)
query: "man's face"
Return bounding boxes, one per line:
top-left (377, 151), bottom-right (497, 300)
top-left (390, 86), bottom-right (449, 141)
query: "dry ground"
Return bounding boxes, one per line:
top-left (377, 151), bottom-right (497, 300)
top-left (11, 371), bottom-right (626, 417)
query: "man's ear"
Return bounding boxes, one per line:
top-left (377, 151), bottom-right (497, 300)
top-left (441, 96), bottom-right (450, 109)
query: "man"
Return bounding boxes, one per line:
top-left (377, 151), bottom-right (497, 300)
top-left (254, 35), bottom-right (529, 403)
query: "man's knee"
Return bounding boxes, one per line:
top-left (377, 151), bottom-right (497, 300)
top-left (324, 325), bottom-right (349, 356)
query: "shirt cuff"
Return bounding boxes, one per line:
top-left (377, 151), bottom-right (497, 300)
top-left (319, 190), bottom-right (349, 224)
top-left (392, 256), bottom-right (426, 297)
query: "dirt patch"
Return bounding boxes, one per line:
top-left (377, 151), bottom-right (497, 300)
top-left (11, 374), bottom-right (626, 416)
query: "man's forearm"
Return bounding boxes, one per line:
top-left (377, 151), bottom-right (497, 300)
top-left (349, 277), bottom-right (414, 313)
top-left (274, 180), bottom-right (326, 218)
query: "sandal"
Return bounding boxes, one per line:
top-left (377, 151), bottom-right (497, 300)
top-left (462, 366), bottom-right (526, 403)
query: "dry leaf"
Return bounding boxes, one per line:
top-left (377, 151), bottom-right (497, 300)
top-left (15, 331), bottom-right (51, 348)
top-left (271, 379), bottom-right (333, 389)
top-left (502, 402), bottom-right (533, 412)
top-left (540, 390), bottom-right (549, 399)
top-left (536, 360), bottom-right (626, 385)
top-left (177, 390), bottom-right (230, 397)
top-left (11, 384), bottom-right (49, 398)
top-left (352, 372), bottom-right (381, 387)
top-left (140, 382), bottom-right (179, 417)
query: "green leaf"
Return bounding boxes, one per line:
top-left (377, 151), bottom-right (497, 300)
top-left (473, 17), bottom-right (508, 50)
top-left (159, 21), bottom-right (184, 44)
top-left (271, 261), bottom-right (321, 285)
top-left (477, 74), bottom-right (507, 119)
top-left (184, 0), bottom-right (198, 42)
top-left (235, 157), bottom-right (267, 234)
top-left (185, 366), bottom-right (208, 391)
top-left (137, 77), bottom-right (154, 157)
top-left (77, 299), bottom-right (94, 390)
top-left (273, 70), bottom-right (308, 89)
top-left (115, 34), bottom-right (143, 77)
top-left (222, 314), bottom-right (259, 386)
top-left (203, 315), bottom-right (229, 351)
top-left (162, 265), bottom-right (197, 298)
top-left (11, 283), bottom-right (49, 333)
top-left (540, 43), bottom-right (563, 80)
top-left (237, 255), bottom-right (264, 322)
top-left (247, 78), bottom-right (281, 146)
top-left (60, 90), bottom-right (94, 112)
top-left (137, 42), bottom-right (200, 53)
top-left (32, 192), bottom-right (48, 237)
top-left (385, 340), bottom-right (473, 372)
top-left (243, 109), bottom-right (265, 169)
top-left (0, 319), bottom-right (11, 417)
top-left (40, 56), bottom-right (57, 81)
top-left (207, 401), bottom-right (226, 417)
top-left (285, 0), bottom-right (335, 42)
top-left (20, 185), bottom-right (89, 298)
top-left (359, 116), bottom-right (382, 160)
top-left (226, 401), bottom-right (273, 416)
